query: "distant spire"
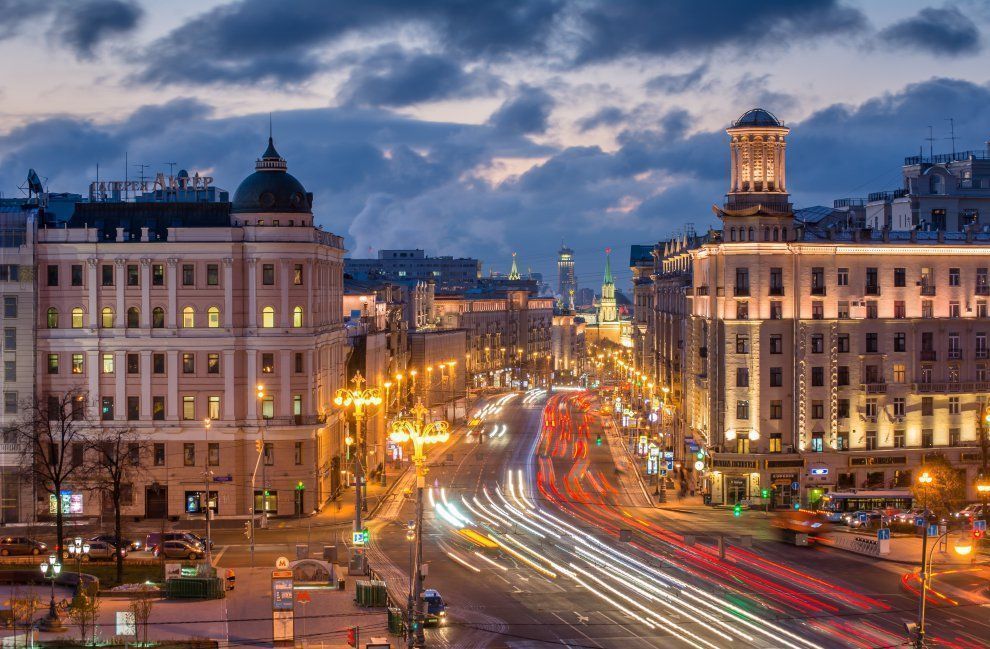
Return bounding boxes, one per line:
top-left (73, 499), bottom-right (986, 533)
top-left (509, 252), bottom-right (521, 280)
top-left (603, 247), bottom-right (613, 286)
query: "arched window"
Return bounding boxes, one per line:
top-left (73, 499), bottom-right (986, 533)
top-left (772, 227), bottom-right (779, 241)
top-left (729, 228), bottom-right (736, 242)
top-left (101, 307), bottom-right (114, 328)
top-left (71, 307), bottom-right (84, 329)
top-left (764, 226), bottom-right (770, 241)
top-left (126, 307), bottom-right (139, 328)
top-left (292, 306), bottom-right (303, 328)
top-left (152, 307), bottom-right (165, 329)
top-left (262, 306), bottom-right (275, 328)
top-left (781, 228), bottom-right (787, 241)
top-left (207, 306), bottom-right (220, 328)
top-left (46, 307), bottom-right (58, 329)
top-left (930, 174), bottom-right (943, 195)
top-left (748, 227), bottom-right (754, 241)
top-left (182, 306), bottom-right (195, 328)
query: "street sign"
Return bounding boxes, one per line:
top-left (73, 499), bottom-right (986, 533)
top-left (791, 481), bottom-right (800, 491)
top-left (927, 524), bottom-right (938, 537)
top-left (275, 556), bottom-right (290, 569)
top-left (858, 512), bottom-right (867, 524)
top-left (914, 517), bottom-right (925, 527)
top-left (352, 529), bottom-right (370, 546)
top-left (272, 577), bottom-right (294, 611)
top-left (296, 591), bottom-right (311, 604)
top-left (975, 520), bottom-right (987, 532)
top-left (877, 528), bottom-right (891, 541)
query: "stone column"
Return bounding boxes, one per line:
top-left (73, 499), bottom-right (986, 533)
top-left (247, 258), bottom-right (258, 328)
top-left (223, 258), bottom-right (234, 328)
top-left (166, 351), bottom-right (178, 420)
top-left (87, 350), bottom-right (99, 420)
top-left (87, 258), bottom-right (98, 328)
top-left (114, 258), bottom-right (126, 327)
top-left (140, 350), bottom-right (152, 419)
top-left (114, 350), bottom-right (126, 420)
top-left (223, 350), bottom-right (236, 421)
top-left (280, 260), bottom-right (290, 328)
top-left (246, 350), bottom-right (258, 419)
top-left (280, 350), bottom-right (292, 417)
top-left (140, 259), bottom-right (151, 327)
top-left (166, 258), bottom-right (179, 328)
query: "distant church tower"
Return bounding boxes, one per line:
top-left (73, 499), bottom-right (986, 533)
top-left (557, 244), bottom-right (576, 298)
top-left (597, 247), bottom-right (618, 323)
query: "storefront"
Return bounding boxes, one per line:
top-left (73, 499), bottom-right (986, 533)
top-left (709, 457), bottom-right (759, 505)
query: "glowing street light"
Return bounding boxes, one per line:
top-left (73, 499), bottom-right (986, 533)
top-left (334, 372), bottom-right (383, 539)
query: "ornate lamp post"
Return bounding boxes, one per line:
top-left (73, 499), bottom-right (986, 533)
top-left (334, 372), bottom-right (382, 535)
top-left (203, 417), bottom-right (214, 567)
top-left (67, 537), bottom-right (90, 582)
top-left (389, 399), bottom-right (450, 648)
top-left (911, 524), bottom-right (972, 648)
top-left (39, 554), bottom-right (64, 631)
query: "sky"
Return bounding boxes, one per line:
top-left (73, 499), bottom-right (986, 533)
top-left (2, 0), bottom-right (990, 290)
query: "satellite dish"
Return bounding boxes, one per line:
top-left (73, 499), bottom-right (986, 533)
top-left (27, 169), bottom-right (44, 196)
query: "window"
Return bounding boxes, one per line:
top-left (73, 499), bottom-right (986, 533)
top-left (101, 306), bottom-right (114, 328)
top-left (71, 396), bottom-right (84, 420)
top-left (894, 430), bottom-right (905, 448)
top-left (979, 363), bottom-right (989, 382)
top-left (921, 397), bottom-right (933, 416)
top-left (294, 353), bottom-right (303, 374)
top-left (811, 400), bottom-right (824, 419)
top-left (837, 301), bottom-right (850, 319)
top-left (810, 267), bottom-right (824, 294)
top-left (182, 307), bottom-right (195, 328)
top-left (153, 396), bottom-right (165, 421)
top-left (182, 396), bottom-right (195, 421)
top-left (894, 267), bottom-right (906, 287)
top-left (922, 331), bottom-right (934, 352)
top-left (101, 264), bottom-right (114, 286)
top-left (949, 267), bottom-right (960, 286)
top-left (208, 396), bottom-right (220, 420)
top-left (837, 366), bottom-right (849, 386)
top-left (734, 268), bottom-right (749, 295)
top-left (292, 306), bottom-right (303, 328)
top-left (865, 332), bottom-right (878, 353)
top-left (735, 438), bottom-right (750, 454)
top-left (811, 367), bottom-right (824, 387)
top-left (836, 431), bottom-right (849, 451)
top-left (262, 264), bottom-right (275, 285)
top-left (127, 353), bottom-right (139, 374)
top-left (769, 335), bottom-right (782, 354)
top-left (864, 364), bottom-right (881, 383)
top-left (47, 265), bottom-right (58, 286)
top-left (208, 442), bottom-right (219, 466)
top-left (979, 268), bottom-right (990, 293)
top-left (865, 430), bottom-right (877, 451)
top-left (46, 307), bottom-right (58, 329)
top-left (294, 441), bottom-right (303, 464)
top-left (922, 300), bottom-right (933, 319)
top-left (978, 333), bottom-right (988, 358)
top-left (264, 442), bottom-right (274, 465)
top-left (127, 264), bottom-right (139, 286)
top-left (47, 354), bottom-right (59, 375)
top-left (838, 399), bottom-right (849, 419)
top-left (207, 306), bottom-right (220, 328)
top-left (153, 307), bottom-right (165, 328)
top-left (127, 307), bottom-right (139, 328)
top-left (735, 335), bottom-right (749, 354)
top-left (293, 264), bottom-right (303, 286)
top-left (769, 267), bottom-right (783, 294)
top-left (71, 264), bottom-right (83, 286)
top-left (735, 367), bottom-right (749, 387)
top-left (293, 394), bottom-right (302, 417)
top-left (865, 301), bottom-right (877, 319)
top-left (811, 301), bottom-right (824, 319)
top-left (101, 396), bottom-right (114, 421)
top-left (769, 401), bottom-right (782, 420)
top-left (261, 353), bottom-right (274, 374)
top-left (922, 429), bottom-right (934, 448)
top-left (736, 301), bottom-right (748, 319)
top-left (865, 398), bottom-right (878, 420)
top-left (921, 365), bottom-right (933, 383)
top-left (261, 395), bottom-right (274, 419)
top-left (950, 301), bottom-right (960, 318)
top-left (810, 334), bottom-right (824, 353)
top-left (837, 334), bottom-right (849, 353)
top-left (2, 328), bottom-right (13, 352)
top-left (153, 353), bottom-right (165, 374)
top-left (893, 363), bottom-right (906, 383)
top-left (182, 353), bottom-right (195, 374)
top-left (1, 361), bottom-right (12, 382)
top-left (894, 301), bottom-right (905, 319)
top-left (894, 332), bottom-right (906, 352)
top-left (948, 396), bottom-right (960, 415)
top-left (184, 443), bottom-right (195, 466)
top-left (127, 396), bottom-right (139, 420)
top-left (101, 353), bottom-right (114, 374)
top-left (261, 306), bottom-right (275, 328)
top-left (865, 267), bottom-right (879, 294)
top-left (152, 264), bottom-right (164, 286)
top-left (769, 367), bottom-right (783, 387)
top-left (811, 432), bottom-right (824, 453)
top-left (893, 398), bottom-right (905, 417)
top-left (736, 400), bottom-right (749, 419)
top-left (182, 264), bottom-right (194, 286)
top-left (71, 353), bottom-right (83, 374)
top-left (207, 264), bottom-right (219, 286)
top-left (2, 296), bottom-right (15, 318)
top-left (950, 429), bottom-right (961, 446)
top-left (208, 353), bottom-right (220, 374)
top-left (154, 442), bottom-right (165, 465)
top-left (837, 267), bottom-right (848, 286)
top-left (769, 301), bottom-right (782, 319)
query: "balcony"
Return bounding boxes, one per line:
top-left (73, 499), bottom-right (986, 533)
top-left (864, 284), bottom-right (881, 296)
top-left (810, 286), bottom-right (826, 296)
top-left (768, 286), bottom-right (785, 296)
top-left (912, 381), bottom-right (990, 394)
top-left (733, 286), bottom-right (750, 297)
top-left (920, 350), bottom-right (937, 361)
top-left (920, 285), bottom-right (936, 296)
top-left (948, 349), bottom-right (963, 360)
top-left (0, 443), bottom-right (21, 467)
top-left (861, 383), bottom-right (887, 394)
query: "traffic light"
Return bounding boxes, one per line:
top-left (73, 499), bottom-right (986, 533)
top-left (733, 503), bottom-right (742, 517)
top-left (595, 434), bottom-right (602, 446)
top-left (255, 439), bottom-right (263, 454)
top-left (760, 488), bottom-right (770, 499)
top-left (243, 521), bottom-right (251, 539)
top-left (974, 528), bottom-right (985, 541)
top-left (346, 627), bottom-right (356, 647)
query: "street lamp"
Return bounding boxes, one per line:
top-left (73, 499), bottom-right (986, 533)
top-left (67, 537), bottom-right (90, 581)
top-left (405, 521), bottom-right (416, 645)
top-left (911, 527), bottom-right (972, 648)
top-left (334, 372), bottom-right (383, 537)
top-left (203, 417), bottom-right (214, 567)
top-left (389, 399), bottom-right (450, 648)
top-left (39, 554), bottom-right (64, 631)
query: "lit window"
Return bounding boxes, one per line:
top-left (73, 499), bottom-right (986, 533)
top-left (101, 307), bottom-right (114, 328)
top-left (152, 307), bottom-right (165, 328)
top-left (46, 307), bottom-right (58, 329)
top-left (127, 307), bottom-right (139, 328)
top-left (262, 306), bottom-right (275, 328)
top-left (102, 353), bottom-right (114, 374)
top-left (207, 306), bottom-right (220, 328)
top-left (208, 396), bottom-right (220, 420)
top-left (292, 306), bottom-right (303, 328)
top-left (182, 306), bottom-right (195, 328)
top-left (182, 396), bottom-right (195, 421)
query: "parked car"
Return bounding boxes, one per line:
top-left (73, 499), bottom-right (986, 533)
top-left (421, 589), bottom-right (447, 627)
top-left (154, 540), bottom-right (204, 561)
top-left (893, 508), bottom-right (933, 524)
top-left (953, 504), bottom-right (986, 521)
top-left (81, 540), bottom-right (126, 561)
top-left (846, 510), bottom-right (887, 528)
top-left (145, 532), bottom-right (205, 554)
top-left (0, 537), bottom-right (47, 556)
top-left (184, 532), bottom-right (213, 550)
top-left (90, 534), bottom-right (141, 551)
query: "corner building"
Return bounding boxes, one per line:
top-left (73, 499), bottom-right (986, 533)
top-left (658, 108), bottom-right (990, 506)
top-left (36, 139), bottom-right (348, 519)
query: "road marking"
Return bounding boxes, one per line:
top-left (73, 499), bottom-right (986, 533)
top-left (211, 546), bottom-right (227, 566)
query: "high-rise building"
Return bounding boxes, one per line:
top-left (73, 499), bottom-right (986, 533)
top-left (557, 244), bottom-right (576, 299)
top-left (345, 249), bottom-right (480, 291)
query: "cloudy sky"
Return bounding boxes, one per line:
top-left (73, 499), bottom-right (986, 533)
top-left (2, 1), bottom-right (990, 288)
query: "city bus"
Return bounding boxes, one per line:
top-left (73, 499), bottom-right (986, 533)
top-left (818, 490), bottom-right (913, 522)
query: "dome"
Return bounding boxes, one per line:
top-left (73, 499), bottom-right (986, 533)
top-left (731, 108), bottom-right (782, 128)
top-left (232, 137), bottom-right (312, 214)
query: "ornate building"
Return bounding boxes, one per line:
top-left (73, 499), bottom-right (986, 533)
top-left (652, 108), bottom-right (990, 507)
top-left (597, 248), bottom-right (618, 323)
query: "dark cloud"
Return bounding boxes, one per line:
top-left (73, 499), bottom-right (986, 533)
top-left (489, 85), bottom-right (555, 134)
top-left (879, 6), bottom-right (981, 56)
top-left (53, 0), bottom-right (143, 59)
top-left (645, 64), bottom-right (709, 94)
top-left (576, 106), bottom-right (627, 132)
top-left (336, 47), bottom-right (503, 107)
top-left (572, 0), bottom-right (865, 64)
top-left (0, 0), bottom-right (50, 40)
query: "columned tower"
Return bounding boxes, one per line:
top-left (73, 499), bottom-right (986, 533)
top-left (597, 247), bottom-right (618, 323)
top-left (726, 108), bottom-right (790, 212)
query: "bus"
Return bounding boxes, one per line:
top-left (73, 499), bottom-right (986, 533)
top-left (818, 490), bottom-right (913, 522)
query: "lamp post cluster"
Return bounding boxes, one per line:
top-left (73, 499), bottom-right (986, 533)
top-left (389, 399), bottom-right (450, 648)
top-left (334, 372), bottom-right (383, 539)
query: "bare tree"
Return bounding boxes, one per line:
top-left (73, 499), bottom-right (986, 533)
top-left (85, 426), bottom-right (146, 585)
top-left (8, 586), bottom-right (39, 649)
top-left (128, 586), bottom-right (156, 645)
top-left (67, 584), bottom-right (101, 644)
top-left (9, 389), bottom-right (90, 557)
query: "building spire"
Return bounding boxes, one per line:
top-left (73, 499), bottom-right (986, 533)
top-left (509, 252), bottom-right (520, 280)
top-left (598, 247), bottom-right (617, 323)
top-left (603, 247), bottom-right (613, 286)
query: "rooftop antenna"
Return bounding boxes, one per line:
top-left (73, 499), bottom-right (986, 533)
top-left (945, 117), bottom-right (957, 157)
top-left (133, 163), bottom-right (150, 185)
top-left (269, 112), bottom-right (273, 140)
top-left (164, 162), bottom-right (177, 176)
top-left (925, 126), bottom-right (935, 161)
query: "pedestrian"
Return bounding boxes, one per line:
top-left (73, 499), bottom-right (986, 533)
top-left (225, 568), bottom-right (236, 591)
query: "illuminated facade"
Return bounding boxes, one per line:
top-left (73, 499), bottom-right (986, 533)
top-left (557, 244), bottom-right (576, 302)
top-left (653, 108), bottom-right (990, 506)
